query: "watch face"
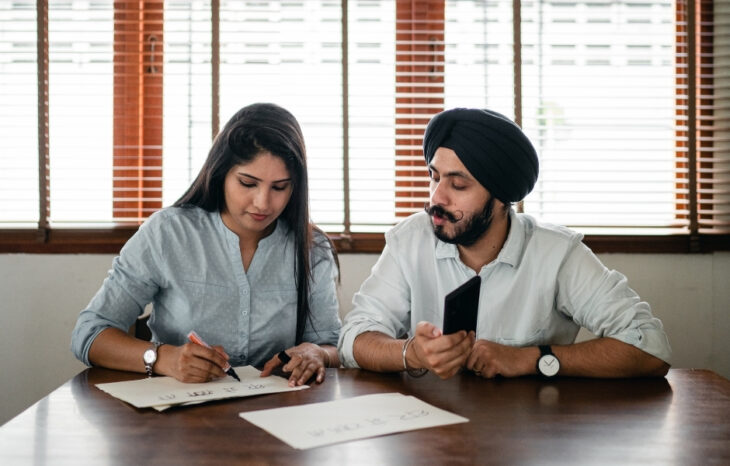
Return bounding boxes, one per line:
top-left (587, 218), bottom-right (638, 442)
top-left (538, 354), bottom-right (560, 377)
top-left (143, 348), bottom-right (156, 365)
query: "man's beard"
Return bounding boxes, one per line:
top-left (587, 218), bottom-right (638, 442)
top-left (425, 196), bottom-right (496, 246)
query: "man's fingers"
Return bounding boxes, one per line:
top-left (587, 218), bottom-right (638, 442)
top-left (427, 347), bottom-right (469, 376)
top-left (431, 357), bottom-right (465, 379)
top-left (465, 353), bottom-right (477, 371)
top-left (415, 320), bottom-right (442, 339)
top-left (419, 330), bottom-right (470, 357)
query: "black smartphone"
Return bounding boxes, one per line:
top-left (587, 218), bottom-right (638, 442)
top-left (442, 275), bottom-right (481, 334)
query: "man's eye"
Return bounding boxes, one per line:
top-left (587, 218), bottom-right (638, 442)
top-left (452, 184), bottom-right (465, 191)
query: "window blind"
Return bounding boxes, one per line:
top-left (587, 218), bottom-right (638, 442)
top-left (520, 0), bottom-right (680, 233)
top-left (0, 1), bottom-right (167, 226)
top-left (0, 1), bottom-right (38, 226)
top-left (348, 0), bottom-right (397, 232)
top-left (218, 0), bottom-right (345, 231)
top-left (112, 1), bottom-right (164, 223)
top-left (0, 0), bottom-right (728, 252)
top-left (59, 1), bottom-right (114, 224)
top-left (162, 1), bottom-right (212, 207)
top-left (696, 0), bottom-right (729, 234)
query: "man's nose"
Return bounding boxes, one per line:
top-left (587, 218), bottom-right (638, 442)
top-left (430, 180), bottom-right (448, 206)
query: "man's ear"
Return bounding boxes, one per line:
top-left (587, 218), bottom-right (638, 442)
top-left (497, 199), bottom-right (510, 215)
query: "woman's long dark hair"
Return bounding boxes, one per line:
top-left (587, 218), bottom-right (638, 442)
top-left (173, 103), bottom-right (336, 344)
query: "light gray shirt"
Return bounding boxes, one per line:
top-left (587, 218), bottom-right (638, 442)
top-left (338, 210), bottom-right (671, 367)
top-left (72, 206), bottom-right (341, 368)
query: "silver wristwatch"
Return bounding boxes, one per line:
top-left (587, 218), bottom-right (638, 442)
top-left (143, 342), bottom-right (163, 377)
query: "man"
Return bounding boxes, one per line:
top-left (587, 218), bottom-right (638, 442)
top-left (338, 108), bottom-right (670, 379)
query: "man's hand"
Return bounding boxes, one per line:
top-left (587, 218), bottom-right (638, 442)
top-left (465, 339), bottom-right (537, 378)
top-left (408, 321), bottom-right (475, 379)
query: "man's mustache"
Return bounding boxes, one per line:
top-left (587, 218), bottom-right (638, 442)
top-left (424, 203), bottom-right (464, 223)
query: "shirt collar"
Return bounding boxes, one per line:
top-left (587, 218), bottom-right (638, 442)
top-left (258, 218), bottom-right (287, 246)
top-left (434, 235), bottom-right (459, 260)
top-left (433, 208), bottom-right (525, 268)
top-left (497, 209), bottom-right (524, 268)
top-left (214, 211), bottom-right (287, 247)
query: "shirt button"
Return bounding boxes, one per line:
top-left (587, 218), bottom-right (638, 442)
top-left (243, 311), bottom-right (248, 315)
top-left (242, 288), bottom-right (249, 296)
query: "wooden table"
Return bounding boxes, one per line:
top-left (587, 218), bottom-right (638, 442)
top-left (1, 368), bottom-right (728, 464)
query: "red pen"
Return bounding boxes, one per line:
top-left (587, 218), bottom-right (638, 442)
top-left (187, 330), bottom-right (241, 382)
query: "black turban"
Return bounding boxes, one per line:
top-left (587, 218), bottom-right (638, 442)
top-left (423, 108), bottom-right (539, 203)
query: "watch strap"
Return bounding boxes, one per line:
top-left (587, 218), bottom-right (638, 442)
top-left (536, 345), bottom-right (559, 377)
top-left (538, 345), bottom-right (553, 358)
top-left (144, 341), bottom-right (162, 377)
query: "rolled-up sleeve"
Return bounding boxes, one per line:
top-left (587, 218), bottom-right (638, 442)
top-left (556, 242), bottom-right (672, 363)
top-left (70, 220), bottom-right (163, 366)
top-left (338, 243), bottom-right (412, 368)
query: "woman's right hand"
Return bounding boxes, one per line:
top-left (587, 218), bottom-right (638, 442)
top-left (157, 342), bottom-right (231, 383)
top-left (87, 328), bottom-right (231, 383)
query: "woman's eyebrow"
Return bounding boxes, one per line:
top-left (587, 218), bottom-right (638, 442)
top-left (238, 172), bottom-right (292, 183)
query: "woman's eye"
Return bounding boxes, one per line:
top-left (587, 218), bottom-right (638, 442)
top-left (239, 181), bottom-right (255, 188)
top-left (272, 185), bottom-right (289, 192)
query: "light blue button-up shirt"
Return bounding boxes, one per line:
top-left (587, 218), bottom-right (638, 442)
top-left (338, 210), bottom-right (671, 367)
top-left (72, 206), bottom-right (341, 368)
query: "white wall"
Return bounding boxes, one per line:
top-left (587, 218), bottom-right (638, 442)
top-left (1, 252), bottom-right (729, 425)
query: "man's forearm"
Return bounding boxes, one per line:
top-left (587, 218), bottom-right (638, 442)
top-left (551, 337), bottom-right (669, 378)
top-left (352, 331), bottom-right (405, 372)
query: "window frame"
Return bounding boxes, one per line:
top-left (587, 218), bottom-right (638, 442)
top-left (1, 0), bottom-right (728, 255)
top-left (2, 227), bottom-right (728, 254)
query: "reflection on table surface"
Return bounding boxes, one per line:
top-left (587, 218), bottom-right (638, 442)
top-left (0, 368), bottom-right (728, 465)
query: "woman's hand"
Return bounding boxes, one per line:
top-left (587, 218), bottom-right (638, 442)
top-left (260, 343), bottom-right (330, 386)
top-left (156, 342), bottom-right (230, 383)
top-left (87, 328), bottom-right (230, 383)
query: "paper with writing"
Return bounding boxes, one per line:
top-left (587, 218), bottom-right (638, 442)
top-left (239, 392), bottom-right (468, 449)
top-left (95, 366), bottom-right (306, 409)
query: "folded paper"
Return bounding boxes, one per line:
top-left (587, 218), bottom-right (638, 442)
top-left (96, 366), bottom-right (306, 409)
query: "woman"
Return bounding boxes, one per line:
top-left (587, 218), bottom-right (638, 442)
top-left (71, 103), bottom-right (341, 386)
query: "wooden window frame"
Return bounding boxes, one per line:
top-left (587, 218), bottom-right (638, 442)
top-left (1, 0), bottom-right (728, 255)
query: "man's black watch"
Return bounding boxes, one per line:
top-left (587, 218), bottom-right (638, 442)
top-left (536, 345), bottom-right (560, 378)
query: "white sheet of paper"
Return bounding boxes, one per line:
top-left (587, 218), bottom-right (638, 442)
top-left (96, 366), bottom-right (306, 409)
top-left (239, 392), bottom-right (468, 449)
